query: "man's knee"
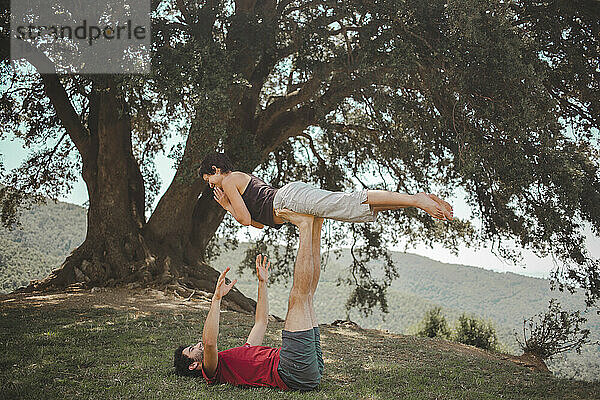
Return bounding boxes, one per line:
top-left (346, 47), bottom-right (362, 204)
top-left (289, 286), bottom-right (312, 304)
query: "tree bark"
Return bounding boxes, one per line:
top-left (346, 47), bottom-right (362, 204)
top-left (22, 84), bottom-right (257, 313)
top-left (191, 187), bottom-right (231, 258)
top-left (27, 84), bottom-right (155, 288)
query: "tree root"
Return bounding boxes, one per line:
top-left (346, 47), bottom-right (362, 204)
top-left (15, 252), bottom-right (257, 314)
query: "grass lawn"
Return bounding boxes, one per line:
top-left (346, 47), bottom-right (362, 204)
top-left (1, 288), bottom-right (598, 400)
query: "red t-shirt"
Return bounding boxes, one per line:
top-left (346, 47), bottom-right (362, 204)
top-left (201, 343), bottom-right (289, 390)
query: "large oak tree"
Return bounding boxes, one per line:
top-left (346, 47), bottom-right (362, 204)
top-left (1, 0), bottom-right (599, 313)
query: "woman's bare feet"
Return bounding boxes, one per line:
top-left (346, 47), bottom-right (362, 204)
top-left (413, 192), bottom-right (446, 220)
top-left (275, 208), bottom-right (314, 227)
top-left (427, 193), bottom-right (453, 220)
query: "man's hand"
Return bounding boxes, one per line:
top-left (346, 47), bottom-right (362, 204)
top-left (213, 187), bottom-right (232, 211)
top-left (256, 254), bottom-right (270, 282)
top-left (213, 267), bottom-right (237, 300)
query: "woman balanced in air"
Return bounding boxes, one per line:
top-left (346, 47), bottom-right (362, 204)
top-left (199, 152), bottom-right (453, 229)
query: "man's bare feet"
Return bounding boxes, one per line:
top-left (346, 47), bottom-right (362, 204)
top-left (428, 194), bottom-right (453, 220)
top-left (275, 208), bottom-right (314, 227)
top-left (413, 192), bottom-right (446, 220)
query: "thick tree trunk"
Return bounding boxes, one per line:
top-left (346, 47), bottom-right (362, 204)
top-left (145, 109), bottom-right (262, 264)
top-left (188, 187), bottom-right (227, 262)
top-left (145, 117), bottom-right (221, 261)
top-left (27, 85), bottom-right (156, 288)
top-left (22, 84), bottom-right (256, 313)
top-left (144, 178), bottom-right (205, 258)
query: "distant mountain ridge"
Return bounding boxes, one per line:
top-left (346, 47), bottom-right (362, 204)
top-left (0, 197), bottom-right (598, 381)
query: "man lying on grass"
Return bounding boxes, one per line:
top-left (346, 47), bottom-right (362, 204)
top-left (173, 209), bottom-right (325, 391)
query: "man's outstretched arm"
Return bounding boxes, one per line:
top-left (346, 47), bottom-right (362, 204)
top-left (203, 267), bottom-right (237, 377)
top-left (246, 254), bottom-right (270, 346)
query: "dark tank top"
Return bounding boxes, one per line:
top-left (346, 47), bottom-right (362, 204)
top-left (241, 174), bottom-right (283, 229)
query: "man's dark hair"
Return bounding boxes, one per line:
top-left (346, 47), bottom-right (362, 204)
top-left (198, 151), bottom-right (235, 178)
top-left (173, 345), bottom-right (203, 377)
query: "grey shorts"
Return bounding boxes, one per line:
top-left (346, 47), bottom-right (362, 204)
top-left (277, 327), bottom-right (324, 391)
top-left (273, 181), bottom-right (378, 223)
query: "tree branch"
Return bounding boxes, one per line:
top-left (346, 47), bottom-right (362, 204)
top-left (24, 132), bottom-right (70, 189)
top-left (328, 26), bottom-right (361, 35)
top-left (175, 0), bottom-right (192, 24)
top-left (236, 0), bottom-right (258, 13)
top-left (11, 41), bottom-right (89, 160)
top-left (258, 71), bottom-right (357, 154)
top-left (257, 60), bottom-right (338, 133)
top-left (394, 16), bottom-right (439, 56)
top-left (259, 106), bottom-right (317, 155)
top-left (329, 122), bottom-right (381, 135)
top-left (280, 0), bottom-right (336, 17)
top-left (298, 132), bottom-right (325, 164)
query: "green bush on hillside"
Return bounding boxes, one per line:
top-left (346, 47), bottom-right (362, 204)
top-left (454, 313), bottom-right (498, 351)
top-left (417, 306), bottom-right (451, 339)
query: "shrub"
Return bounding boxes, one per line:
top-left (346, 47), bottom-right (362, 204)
top-left (454, 313), bottom-right (498, 351)
top-left (515, 298), bottom-right (590, 360)
top-left (417, 306), bottom-right (451, 339)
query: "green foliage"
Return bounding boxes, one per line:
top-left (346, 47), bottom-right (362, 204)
top-left (0, 197), bottom-right (85, 292)
top-left (0, 236), bottom-right (61, 292)
top-left (342, 223), bottom-right (400, 316)
top-left (516, 299), bottom-right (592, 361)
top-left (229, 0), bottom-right (600, 313)
top-left (416, 306), bottom-right (451, 339)
top-left (454, 313), bottom-right (499, 351)
top-left (509, 1), bottom-right (600, 133)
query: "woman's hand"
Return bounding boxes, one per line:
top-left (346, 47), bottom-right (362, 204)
top-left (213, 186), bottom-right (231, 210)
top-left (256, 254), bottom-right (270, 283)
top-left (213, 267), bottom-right (237, 301)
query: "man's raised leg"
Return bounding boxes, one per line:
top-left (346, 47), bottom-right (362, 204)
top-left (276, 209), bottom-right (315, 332)
top-left (275, 209), bottom-right (322, 391)
top-left (309, 217), bottom-right (323, 327)
top-left (310, 217), bottom-right (324, 378)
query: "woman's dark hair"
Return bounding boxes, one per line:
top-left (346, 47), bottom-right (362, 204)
top-left (198, 151), bottom-right (235, 178)
top-left (173, 345), bottom-right (203, 377)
